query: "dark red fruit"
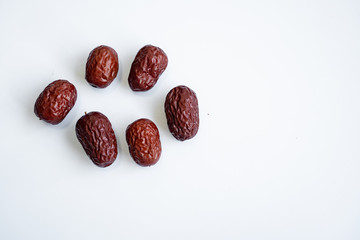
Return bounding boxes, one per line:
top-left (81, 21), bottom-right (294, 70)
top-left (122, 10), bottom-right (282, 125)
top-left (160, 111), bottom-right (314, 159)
top-left (126, 118), bottom-right (161, 167)
top-left (128, 45), bottom-right (168, 91)
top-left (165, 85), bottom-right (199, 141)
top-left (75, 112), bottom-right (118, 167)
top-left (34, 79), bottom-right (77, 125)
top-left (85, 45), bottom-right (119, 88)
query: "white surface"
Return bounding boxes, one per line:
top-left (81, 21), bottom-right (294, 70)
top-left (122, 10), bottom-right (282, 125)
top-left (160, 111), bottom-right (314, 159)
top-left (1, 0), bottom-right (360, 239)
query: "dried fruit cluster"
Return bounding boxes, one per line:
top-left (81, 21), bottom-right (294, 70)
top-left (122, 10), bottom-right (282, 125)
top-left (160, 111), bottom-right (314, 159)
top-left (34, 44), bottom-right (199, 168)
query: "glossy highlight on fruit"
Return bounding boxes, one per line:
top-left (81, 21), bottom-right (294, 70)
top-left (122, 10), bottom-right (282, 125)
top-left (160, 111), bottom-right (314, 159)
top-left (165, 85), bottom-right (199, 141)
top-left (34, 79), bottom-right (77, 125)
top-left (85, 45), bottom-right (119, 88)
top-left (75, 112), bottom-right (118, 167)
top-left (126, 118), bottom-right (161, 167)
top-left (128, 45), bottom-right (168, 91)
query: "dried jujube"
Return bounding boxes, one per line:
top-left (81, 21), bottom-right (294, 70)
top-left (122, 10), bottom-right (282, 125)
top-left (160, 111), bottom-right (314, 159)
top-left (75, 111), bottom-right (118, 167)
top-left (126, 118), bottom-right (162, 167)
top-left (85, 45), bottom-right (119, 88)
top-left (34, 79), bottom-right (77, 125)
top-left (128, 45), bottom-right (168, 91)
top-left (165, 85), bottom-right (199, 141)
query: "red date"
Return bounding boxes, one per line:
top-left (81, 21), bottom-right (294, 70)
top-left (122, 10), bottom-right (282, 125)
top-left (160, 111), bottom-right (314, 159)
top-left (165, 85), bottom-right (199, 141)
top-left (126, 118), bottom-right (162, 167)
top-left (85, 45), bottom-right (119, 88)
top-left (75, 112), bottom-right (118, 167)
top-left (128, 45), bottom-right (168, 91)
top-left (34, 79), bottom-right (77, 125)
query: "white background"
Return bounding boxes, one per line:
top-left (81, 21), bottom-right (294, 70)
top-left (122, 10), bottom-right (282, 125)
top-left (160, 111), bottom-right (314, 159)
top-left (0, 0), bottom-right (359, 239)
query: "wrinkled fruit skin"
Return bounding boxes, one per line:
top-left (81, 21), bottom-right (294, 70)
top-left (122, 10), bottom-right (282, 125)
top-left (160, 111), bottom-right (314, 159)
top-left (128, 45), bottom-right (168, 91)
top-left (126, 118), bottom-right (161, 167)
top-left (165, 85), bottom-right (199, 141)
top-left (75, 112), bottom-right (118, 167)
top-left (34, 80), bottom-right (77, 125)
top-left (85, 45), bottom-right (119, 88)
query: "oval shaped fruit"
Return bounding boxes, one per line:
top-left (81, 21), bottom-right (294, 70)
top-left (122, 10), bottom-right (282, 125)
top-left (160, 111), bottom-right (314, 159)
top-left (126, 118), bottom-right (161, 167)
top-left (34, 79), bottom-right (77, 125)
top-left (165, 85), bottom-right (199, 141)
top-left (128, 45), bottom-right (168, 91)
top-left (85, 45), bottom-right (119, 88)
top-left (75, 112), bottom-right (118, 167)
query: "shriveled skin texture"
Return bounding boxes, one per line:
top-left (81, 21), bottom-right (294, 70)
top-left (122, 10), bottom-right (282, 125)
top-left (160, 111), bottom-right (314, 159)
top-left (75, 112), bottom-right (118, 167)
top-left (34, 79), bottom-right (77, 125)
top-left (128, 45), bottom-right (168, 91)
top-left (126, 118), bottom-right (161, 167)
top-left (85, 45), bottom-right (119, 88)
top-left (165, 85), bottom-right (199, 141)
